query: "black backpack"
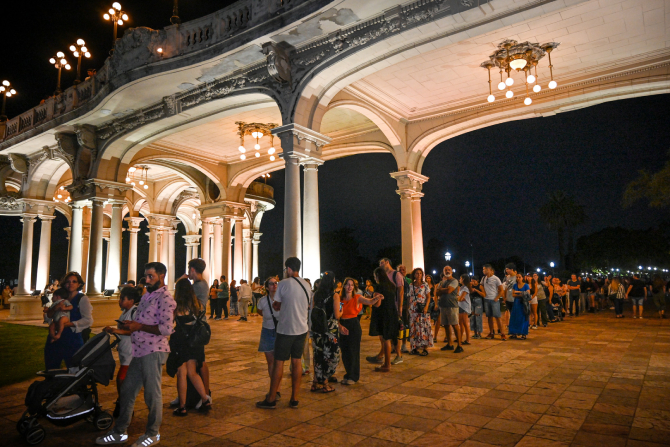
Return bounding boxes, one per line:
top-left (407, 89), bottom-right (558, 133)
top-left (310, 293), bottom-right (331, 335)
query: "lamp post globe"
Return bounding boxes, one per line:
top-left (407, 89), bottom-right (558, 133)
top-left (549, 262), bottom-right (555, 268)
top-left (445, 252), bottom-right (451, 262)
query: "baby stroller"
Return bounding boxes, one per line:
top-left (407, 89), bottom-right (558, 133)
top-left (17, 331), bottom-right (119, 445)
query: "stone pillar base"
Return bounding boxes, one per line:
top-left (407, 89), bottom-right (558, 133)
top-left (8, 296), bottom-right (44, 320)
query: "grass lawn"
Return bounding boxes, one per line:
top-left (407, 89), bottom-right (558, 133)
top-left (0, 322), bottom-right (48, 387)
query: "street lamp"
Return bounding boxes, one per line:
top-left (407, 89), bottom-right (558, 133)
top-left (0, 80), bottom-right (17, 122)
top-left (49, 52), bottom-right (71, 95)
top-left (445, 252), bottom-right (452, 262)
top-left (103, 2), bottom-right (130, 54)
top-left (69, 39), bottom-right (91, 85)
top-left (171, 0), bottom-right (181, 25)
top-left (549, 262), bottom-right (555, 268)
top-left (536, 268), bottom-right (541, 273)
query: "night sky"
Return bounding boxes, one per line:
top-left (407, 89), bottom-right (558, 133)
top-left (1, 2), bottom-right (669, 284)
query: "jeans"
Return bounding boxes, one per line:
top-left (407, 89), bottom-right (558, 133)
top-left (580, 292), bottom-right (587, 312)
top-left (114, 352), bottom-right (167, 437)
top-left (614, 299), bottom-right (624, 316)
top-left (220, 299), bottom-right (229, 318)
top-left (470, 298), bottom-right (483, 333)
top-left (546, 300), bottom-right (556, 321)
top-left (230, 300), bottom-right (238, 315)
top-left (537, 299), bottom-right (549, 325)
top-left (569, 295), bottom-right (580, 316)
top-left (339, 318), bottom-right (362, 382)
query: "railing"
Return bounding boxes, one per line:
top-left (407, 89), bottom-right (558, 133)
top-left (0, 0), bottom-right (309, 144)
top-left (246, 182), bottom-right (274, 201)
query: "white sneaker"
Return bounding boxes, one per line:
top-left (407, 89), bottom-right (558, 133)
top-left (96, 432), bottom-right (128, 445)
top-left (391, 355), bottom-right (403, 365)
top-left (194, 395), bottom-right (211, 410)
top-left (131, 434), bottom-right (160, 447)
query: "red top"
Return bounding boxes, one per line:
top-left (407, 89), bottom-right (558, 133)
top-left (341, 294), bottom-right (363, 319)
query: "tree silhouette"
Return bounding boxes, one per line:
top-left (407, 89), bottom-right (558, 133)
top-left (539, 191), bottom-right (586, 270)
top-left (624, 150), bottom-right (670, 209)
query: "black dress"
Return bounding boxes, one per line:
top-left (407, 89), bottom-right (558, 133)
top-left (166, 314), bottom-right (205, 377)
top-left (369, 284), bottom-right (399, 341)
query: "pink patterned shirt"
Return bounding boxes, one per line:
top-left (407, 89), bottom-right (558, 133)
top-left (131, 286), bottom-right (176, 358)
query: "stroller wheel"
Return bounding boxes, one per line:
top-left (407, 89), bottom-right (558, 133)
top-left (93, 411), bottom-right (113, 431)
top-left (17, 417), bottom-right (34, 435)
top-left (24, 423), bottom-right (45, 445)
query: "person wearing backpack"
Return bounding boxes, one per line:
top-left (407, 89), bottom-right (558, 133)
top-left (257, 277), bottom-right (281, 399)
top-left (257, 257), bottom-right (312, 410)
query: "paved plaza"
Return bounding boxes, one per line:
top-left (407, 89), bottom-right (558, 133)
top-left (1, 308), bottom-right (669, 447)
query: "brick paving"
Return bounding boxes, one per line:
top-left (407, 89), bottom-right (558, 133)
top-left (1, 306), bottom-right (669, 446)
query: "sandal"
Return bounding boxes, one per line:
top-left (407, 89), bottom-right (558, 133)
top-left (173, 406), bottom-right (187, 416)
top-left (199, 396), bottom-right (212, 411)
top-left (419, 349), bottom-right (429, 356)
top-left (321, 384), bottom-right (335, 393)
top-left (409, 349), bottom-right (419, 355)
top-left (310, 383), bottom-right (323, 393)
top-left (521, 335), bottom-right (527, 340)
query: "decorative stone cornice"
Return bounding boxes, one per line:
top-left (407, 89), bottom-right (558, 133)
top-left (66, 179), bottom-right (132, 201)
top-left (171, 189), bottom-right (199, 215)
top-left (197, 200), bottom-right (249, 220)
top-left (390, 170), bottom-right (429, 198)
top-left (0, 191), bottom-right (21, 211)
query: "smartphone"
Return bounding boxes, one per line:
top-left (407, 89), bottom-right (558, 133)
top-left (115, 320), bottom-right (126, 325)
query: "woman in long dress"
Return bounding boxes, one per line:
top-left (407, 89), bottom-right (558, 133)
top-left (369, 267), bottom-right (399, 373)
top-left (508, 273), bottom-right (530, 339)
top-left (408, 268), bottom-right (433, 356)
top-left (311, 272), bottom-right (340, 393)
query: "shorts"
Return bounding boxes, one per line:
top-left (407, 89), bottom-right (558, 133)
top-left (274, 332), bottom-right (307, 361)
top-left (458, 307), bottom-right (468, 314)
top-left (483, 300), bottom-right (501, 318)
top-left (258, 327), bottom-right (277, 353)
top-left (530, 297), bottom-right (538, 305)
top-left (630, 297), bottom-right (644, 306)
top-left (440, 307), bottom-right (459, 326)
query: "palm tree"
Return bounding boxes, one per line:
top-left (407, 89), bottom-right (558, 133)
top-left (539, 191), bottom-right (586, 270)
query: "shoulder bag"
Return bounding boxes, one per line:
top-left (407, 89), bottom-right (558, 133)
top-left (265, 295), bottom-right (278, 329)
top-left (179, 311), bottom-right (211, 348)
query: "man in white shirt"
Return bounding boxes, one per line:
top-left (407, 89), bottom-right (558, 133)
top-left (257, 257), bottom-right (311, 410)
top-left (238, 280), bottom-right (253, 321)
top-left (481, 264), bottom-right (506, 340)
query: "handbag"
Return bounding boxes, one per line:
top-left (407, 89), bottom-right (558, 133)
top-left (179, 311), bottom-right (211, 348)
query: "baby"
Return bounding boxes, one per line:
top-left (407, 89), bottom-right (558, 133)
top-left (45, 288), bottom-right (73, 342)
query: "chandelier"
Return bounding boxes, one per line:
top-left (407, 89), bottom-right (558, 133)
top-left (53, 185), bottom-right (72, 203)
top-left (236, 122), bottom-right (278, 161)
top-left (481, 39), bottom-right (560, 105)
top-left (125, 165), bottom-right (149, 189)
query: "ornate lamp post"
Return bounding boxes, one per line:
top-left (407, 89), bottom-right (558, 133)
top-left (49, 53), bottom-right (71, 95)
top-left (103, 2), bottom-right (129, 54)
top-left (445, 251), bottom-right (452, 262)
top-left (171, 0), bottom-right (181, 25)
top-left (69, 39), bottom-right (91, 85)
top-left (0, 80), bottom-right (17, 122)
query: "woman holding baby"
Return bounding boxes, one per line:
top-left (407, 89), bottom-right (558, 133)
top-left (43, 272), bottom-right (94, 370)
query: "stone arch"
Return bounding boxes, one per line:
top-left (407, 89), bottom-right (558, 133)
top-left (322, 100), bottom-right (401, 147)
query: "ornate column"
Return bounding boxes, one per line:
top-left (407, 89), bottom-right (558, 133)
top-left (390, 171), bottom-right (429, 271)
top-left (183, 234), bottom-right (201, 272)
top-left (233, 219), bottom-right (244, 281)
top-left (80, 206), bottom-right (92, 290)
top-left (212, 219), bottom-right (223, 281)
top-left (17, 214), bottom-right (37, 295)
top-left (201, 219), bottom-right (212, 284)
top-left (106, 202), bottom-right (124, 290)
top-left (243, 229), bottom-right (253, 281)
top-left (103, 231), bottom-right (110, 290)
top-left (35, 215), bottom-right (56, 289)
top-left (302, 162), bottom-right (322, 281)
top-left (125, 217), bottom-right (143, 282)
top-left (148, 225), bottom-right (159, 262)
top-left (222, 218), bottom-right (232, 281)
top-left (68, 202), bottom-right (84, 273)
top-left (160, 228), bottom-right (169, 266)
top-left (252, 233), bottom-right (262, 280)
top-left (168, 228), bottom-right (177, 291)
top-left (273, 124), bottom-right (330, 263)
top-left (86, 198), bottom-right (105, 297)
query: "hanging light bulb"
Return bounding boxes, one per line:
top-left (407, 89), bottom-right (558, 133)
top-left (498, 81), bottom-right (506, 90)
top-left (268, 147), bottom-right (275, 155)
top-left (131, 181), bottom-right (136, 186)
top-left (125, 176), bottom-right (130, 182)
top-left (548, 80), bottom-right (557, 89)
top-left (239, 146), bottom-right (246, 153)
top-left (505, 76), bottom-right (514, 86)
top-left (270, 155), bottom-right (275, 161)
top-left (254, 143), bottom-right (260, 150)
top-left (57, 194), bottom-right (63, 199)
top-left (526, 74), bottom-right (536, 84)
top-left (487, 95), bottom-right (495, 103)
top-left (60, 186), bottom-right (65, 190)
top-left (505, 90), bottom-right (513, 98)
top-left (240, 154), bottom-right (246, 160)
top-left (524, 97), bottom-right (532, 105)
top-left (139, 180), bottom-right (144, 185)
top-left (128, 166), bottom-right (137, 173)
top-left (143, 184), bottom-right (148, 190)
top-left (255, 152), bottom-right (260, 158)
top-left (533, 84), bottom-right (541, 93)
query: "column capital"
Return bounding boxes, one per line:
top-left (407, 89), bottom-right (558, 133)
top-left (38, 215), bottom-right (57, 221)
top-left (21, 213), bottom-right (38, 223)
top-left (196, 200), bottom-right (248, 220)
top-left (128, 227), bottom-right (141, 234)
top-left (272, 123), bottom-right (331, 150)
top-left (252, 232), bottom-right (262, 244)
top-left (167, 228), bottom-right (178, 235)
top-left (125, 216), bottom-right (145, 228)
top-left (66, 178), bottom-right (132, 202)
top-left (390, 170), bottom-right (429, 198)
top-left (301, 160), bottom-right (323, 170)
top-left (183, 234), bottom-right (202, 244)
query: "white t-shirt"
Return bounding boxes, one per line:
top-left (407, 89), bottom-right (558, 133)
top-left (481, 275), bottom-right (502, 300)
top-left (503, 275), bottom-right (516, 302)
top-left (257, 294), bottom-right (280, 330)
top-left (274, 276), bottom-right (312, 335)
top-left (239, 283), bottom-right (252, 300)
top-left (117, 305), bottom-right (136, 366)
top-left (458, 286), bottom-right (471, 313)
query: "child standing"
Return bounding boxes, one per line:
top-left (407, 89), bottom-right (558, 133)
top-left (45, 288), bottom-right (73, 342)
top-left (103, 286), bottom-right (140, 418)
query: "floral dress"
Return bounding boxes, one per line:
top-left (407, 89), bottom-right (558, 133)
top-left (311, 294), bottom-right (340, 384)
top-left (408, 282), bottom-right (434, 350)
